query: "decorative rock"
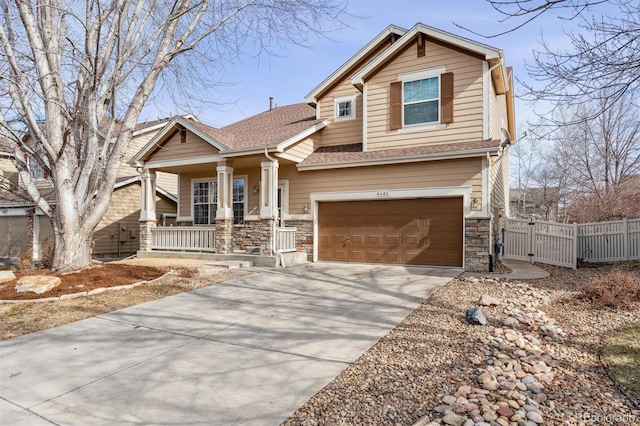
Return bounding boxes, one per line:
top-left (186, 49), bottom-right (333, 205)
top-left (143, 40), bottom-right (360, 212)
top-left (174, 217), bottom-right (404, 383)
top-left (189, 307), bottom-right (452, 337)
top-left (465, 308), bottom-right (487, 325)
top-left (478, 294), bottom-right (502, 306)
top-left (482, 411), bottom-right (498, 422)
top-left (496, 407), bottom-right (514, 418)
top-left (15, 275), bottom-right (61, 294)
top-left (531, 393), bottom-right (548, 404)
top-left (443, 395), bottom-right (457, 405)
top-left (0, 270), bottom-right (16, 284)
top-left (521, 374), bottom-right (535, 384)
top-left (442, 413), bottom-right (466, 426)
top-left (526, 383), bottom-right (543, 394)
top-left (526, 411), bottom-right (544, 424)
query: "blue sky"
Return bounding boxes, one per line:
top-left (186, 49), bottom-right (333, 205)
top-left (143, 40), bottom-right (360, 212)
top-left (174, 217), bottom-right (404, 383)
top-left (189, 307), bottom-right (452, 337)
top-left (140, 0), bottom-right (614, 130)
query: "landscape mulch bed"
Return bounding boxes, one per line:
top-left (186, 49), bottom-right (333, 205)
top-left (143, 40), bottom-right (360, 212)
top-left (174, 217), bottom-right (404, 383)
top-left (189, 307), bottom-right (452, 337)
top-left (0, 264), bottom-right (168, 301)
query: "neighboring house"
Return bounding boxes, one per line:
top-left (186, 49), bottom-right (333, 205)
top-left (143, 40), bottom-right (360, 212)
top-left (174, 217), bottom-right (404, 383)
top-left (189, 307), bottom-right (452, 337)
top-left (133, 23), bottom-right (516, 272)
top-left (0, 118), bottom-right (179, 261)
top-left (510, 187), bottom-right (561, 221)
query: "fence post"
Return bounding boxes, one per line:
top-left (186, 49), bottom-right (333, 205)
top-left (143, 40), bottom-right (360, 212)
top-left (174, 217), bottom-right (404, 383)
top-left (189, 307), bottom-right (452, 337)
top-left (623, 218), bottom-right (629, 261)
top-left (528, 217), bottom-right (535, 264)
top-left (572, 222), bottom-right (578, 269)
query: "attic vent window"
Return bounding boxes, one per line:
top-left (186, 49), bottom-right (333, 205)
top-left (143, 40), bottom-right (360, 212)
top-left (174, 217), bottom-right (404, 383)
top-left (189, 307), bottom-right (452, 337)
top-left (334, 94), bottom-right (356, 121)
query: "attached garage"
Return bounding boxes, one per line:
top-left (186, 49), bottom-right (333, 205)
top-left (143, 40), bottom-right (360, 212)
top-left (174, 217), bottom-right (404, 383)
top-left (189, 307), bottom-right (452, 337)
top-left (317, 197), bottom-right (463, 267)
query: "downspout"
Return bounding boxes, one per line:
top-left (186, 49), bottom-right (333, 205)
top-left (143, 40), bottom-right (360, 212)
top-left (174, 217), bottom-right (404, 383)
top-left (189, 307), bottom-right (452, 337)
top-left (264, 149), bottom-right (285, 267)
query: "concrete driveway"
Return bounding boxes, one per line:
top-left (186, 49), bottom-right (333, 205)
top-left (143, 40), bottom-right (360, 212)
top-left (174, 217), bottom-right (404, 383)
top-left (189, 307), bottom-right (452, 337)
top-left (0, 262), bottom-right (460, 425)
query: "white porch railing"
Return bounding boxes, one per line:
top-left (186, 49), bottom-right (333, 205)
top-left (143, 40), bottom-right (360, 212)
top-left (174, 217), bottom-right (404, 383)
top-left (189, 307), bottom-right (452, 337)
top-left (151, 226), bottom-right (216, 252)
top-left (277, 227), bottom-right (297, 253)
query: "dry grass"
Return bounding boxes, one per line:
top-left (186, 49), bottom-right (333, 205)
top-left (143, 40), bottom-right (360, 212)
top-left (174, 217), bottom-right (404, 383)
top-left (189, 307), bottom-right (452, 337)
top-left (0, 266), bottom-right (250, 341)
top-left (582, 271), bottom-right (640, 309)
top-left (602, 321), bottom-right (640, 403)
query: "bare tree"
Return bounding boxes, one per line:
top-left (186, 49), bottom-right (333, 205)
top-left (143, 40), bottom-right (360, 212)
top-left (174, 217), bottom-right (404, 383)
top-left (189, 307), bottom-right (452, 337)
top-left (0, 0), bottom-right (346, 271)
top-left (473, 0), bottom-right (640, 119)
top-left (546, 92), bottom-right (640, 221)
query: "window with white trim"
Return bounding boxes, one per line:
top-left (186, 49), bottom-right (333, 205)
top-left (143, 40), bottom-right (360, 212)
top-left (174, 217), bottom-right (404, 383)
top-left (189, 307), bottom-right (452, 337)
top-left (334, 94), bottom-right (356, 121)
top-left (232, 178), bottom-right (245, 225)
top-left (390, 67), bottom-right (454, 130)
top-left (403, 76), bottom-right (440, 125)
top-left (29, 157), bottom-right (46, 181)
top-left (193, 180), bottom-right (217, 225)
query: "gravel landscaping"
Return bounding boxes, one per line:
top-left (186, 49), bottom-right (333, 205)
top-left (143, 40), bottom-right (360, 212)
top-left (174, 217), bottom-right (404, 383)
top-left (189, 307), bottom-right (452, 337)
top-left (283, 262), bottom-right (640, 426)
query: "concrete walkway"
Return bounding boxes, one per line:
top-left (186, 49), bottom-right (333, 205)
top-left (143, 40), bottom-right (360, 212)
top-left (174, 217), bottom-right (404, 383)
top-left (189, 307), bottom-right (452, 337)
top-left (0, 263), bottom-right (460, 425)
top-left (500, 259), bottom-right (550, 279)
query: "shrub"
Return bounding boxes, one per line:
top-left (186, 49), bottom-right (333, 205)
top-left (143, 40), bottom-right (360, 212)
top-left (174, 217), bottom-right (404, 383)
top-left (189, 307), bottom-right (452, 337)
top-left (582, 271), bottom-right (640, 309)
top-left (176, 267), bottom-right (198, 279)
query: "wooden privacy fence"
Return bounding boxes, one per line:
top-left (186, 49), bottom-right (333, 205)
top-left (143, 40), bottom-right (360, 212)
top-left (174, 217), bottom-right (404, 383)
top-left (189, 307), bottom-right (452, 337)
top-left (501, 217), bottom-right (640, 268)
top-left (501, 218), bottom-right (577, 269)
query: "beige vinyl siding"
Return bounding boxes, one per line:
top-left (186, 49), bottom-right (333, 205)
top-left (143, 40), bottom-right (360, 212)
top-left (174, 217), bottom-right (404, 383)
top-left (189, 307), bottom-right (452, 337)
top-left (178, 167), bottom-right (261, 219)
top-left (0, 156), bottom-right (19, 189)
top-left (366, 39), bottom-right (484, 151)
top-left (282, 137), bottom-right (315, 160)
top-left (281, 157), bottom-right (482, 214)
top-left (315, 80), bottom-right (364, 147)
top-left (93, 183), bottom-right (176, 255)
top-left (155, 172), bottom-right (178, 197)
top-left (490, 151), bottom-right (510, 217)
top-left (489, 83), bottom-right (508, 141)
top-left (119, 130), bottom-right (158, 178)
top-left (149, 131), bottom-right (219, 163)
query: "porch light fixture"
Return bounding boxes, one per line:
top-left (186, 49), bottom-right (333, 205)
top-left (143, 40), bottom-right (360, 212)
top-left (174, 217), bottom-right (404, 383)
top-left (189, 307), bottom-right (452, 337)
top-left (471, 198), bottom-right (481, 211)
top-left (253, 185), bottom-right (259, 194)
top-left (303, 203), bottom-right (310, 214)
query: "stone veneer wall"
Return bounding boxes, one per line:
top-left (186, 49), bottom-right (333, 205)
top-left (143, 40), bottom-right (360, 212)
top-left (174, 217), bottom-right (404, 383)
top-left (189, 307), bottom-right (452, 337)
top-left (232, 219), bottom-right (274, 255)
top-left (285, 219), bottom-right (314, 260)
top-left (139, 220), bottom-right (157, 252)
top-left (214, 219), bottom-right (234, 254)
top-left (465, 217), bottom-right (491, 272)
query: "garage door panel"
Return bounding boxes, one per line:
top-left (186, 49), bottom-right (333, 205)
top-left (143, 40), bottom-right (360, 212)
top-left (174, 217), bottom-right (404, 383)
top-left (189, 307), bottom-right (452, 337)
top-left (318, 198), bottom-right (463, 267)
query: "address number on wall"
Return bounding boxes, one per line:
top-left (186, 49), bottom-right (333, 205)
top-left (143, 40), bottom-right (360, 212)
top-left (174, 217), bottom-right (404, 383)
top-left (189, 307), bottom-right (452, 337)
top-left (376, 191), bottom-right (390, 198)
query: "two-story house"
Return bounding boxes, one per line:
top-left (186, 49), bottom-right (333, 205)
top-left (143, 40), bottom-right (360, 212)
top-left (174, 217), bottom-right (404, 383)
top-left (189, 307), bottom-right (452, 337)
top-left (132, 23), bottom-right (515, 271)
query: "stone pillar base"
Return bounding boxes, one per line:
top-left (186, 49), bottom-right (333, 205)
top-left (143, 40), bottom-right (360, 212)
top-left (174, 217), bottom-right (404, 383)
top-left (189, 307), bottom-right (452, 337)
top-left (465, 218), bottom-right (491, 272)
top-left (140, 220), bottom-right (157, 251)
top-left (215, 219), bottom-right (234, 253)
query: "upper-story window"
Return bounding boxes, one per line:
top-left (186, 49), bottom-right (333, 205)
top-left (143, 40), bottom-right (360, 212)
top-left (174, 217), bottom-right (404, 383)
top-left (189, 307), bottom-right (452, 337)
top-left (403, 76), bottom-right (440, 125)
top-left (390, 67), bottom-right (454, 131)
top-left (334, 94), bottom-right (356, 121)
top-left (28, 157), bottom-right (46, 181)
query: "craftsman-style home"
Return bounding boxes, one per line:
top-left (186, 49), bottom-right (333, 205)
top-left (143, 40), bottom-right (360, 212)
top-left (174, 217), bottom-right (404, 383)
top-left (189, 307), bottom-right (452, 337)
top-left (132, 23), bottom-right (515, 271)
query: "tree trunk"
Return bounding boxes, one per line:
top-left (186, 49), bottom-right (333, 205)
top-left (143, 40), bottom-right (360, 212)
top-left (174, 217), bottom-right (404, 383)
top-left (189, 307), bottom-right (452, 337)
top-left (52, 225), bottom-right (94, 271)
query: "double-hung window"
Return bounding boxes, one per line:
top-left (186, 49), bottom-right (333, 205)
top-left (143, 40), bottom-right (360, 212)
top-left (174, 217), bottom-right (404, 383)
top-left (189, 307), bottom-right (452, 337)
top-left (390, 68), bottom-right (454, 130)
top-left (403, 77), bottom-right (440, 125)
top-left (193, 181), bottom-right (217, 225)
top-left (193, 178), bottom-right (245, 225)
top-left (232, 178), bottom-right (245, 225)
top-left (29, 157), bottom-right (46, 181)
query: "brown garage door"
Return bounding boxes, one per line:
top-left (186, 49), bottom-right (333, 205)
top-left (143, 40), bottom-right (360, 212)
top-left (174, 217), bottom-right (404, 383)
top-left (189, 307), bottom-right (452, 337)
top-left (318, 198), bottom-right (463, 267)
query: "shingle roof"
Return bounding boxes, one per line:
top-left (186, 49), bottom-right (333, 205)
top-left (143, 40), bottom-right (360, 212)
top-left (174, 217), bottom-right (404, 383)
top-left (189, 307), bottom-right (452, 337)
top-left (301, 140), bottom-right (501, 166)
top-left (199, 103), bottom-right (321, 151)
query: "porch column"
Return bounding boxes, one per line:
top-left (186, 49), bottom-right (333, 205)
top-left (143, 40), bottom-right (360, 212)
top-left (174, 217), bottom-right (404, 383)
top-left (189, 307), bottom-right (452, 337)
top-left (216, 163), bottom-right (234, 219)
top-left (260, 159), bottom-right (279, 219)
top-left (215, 162), bottom-right (234, 253)
top-left (139, 169), bottom-right (157, 252)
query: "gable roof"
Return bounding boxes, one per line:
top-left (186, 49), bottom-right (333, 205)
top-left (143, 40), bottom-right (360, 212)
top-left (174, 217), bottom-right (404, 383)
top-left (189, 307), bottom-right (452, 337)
top-left (351, 23), bottom-right (505, 87)
top-left (132, 103), bottom-right (326, 163)
top-left (305, 25), bottom-right (407, 104)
